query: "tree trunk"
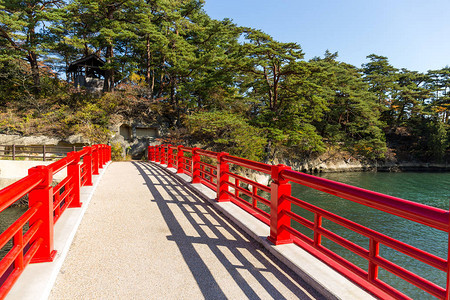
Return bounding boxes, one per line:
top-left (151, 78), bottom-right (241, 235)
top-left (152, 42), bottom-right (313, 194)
top-left (28, 50), bottom-right (40, 94)
top-left (146, 36), bottom-right (154, 97)
top-left (103, 43), bottom-right (114, 92)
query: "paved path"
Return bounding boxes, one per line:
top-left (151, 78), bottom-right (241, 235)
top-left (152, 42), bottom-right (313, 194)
top-left (50, 162), bottom-right (323, 299)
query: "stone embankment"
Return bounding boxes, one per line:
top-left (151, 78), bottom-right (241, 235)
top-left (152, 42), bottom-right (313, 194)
top-left (0, 134), bottom-right (88, 146)
top-left (0, 132), bottom-right (156, 160)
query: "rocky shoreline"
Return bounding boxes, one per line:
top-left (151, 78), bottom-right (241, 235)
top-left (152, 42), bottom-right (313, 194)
top-left (288, 160), bottom-right (450, 173)
top-left (245, 158), bottom-right (450, 186)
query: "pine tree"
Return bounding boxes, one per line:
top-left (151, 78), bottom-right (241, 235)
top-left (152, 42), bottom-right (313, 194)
top-left (0, 0), bottom-right (64, 93)
top-left (314, 53), bottom-right (387, 158)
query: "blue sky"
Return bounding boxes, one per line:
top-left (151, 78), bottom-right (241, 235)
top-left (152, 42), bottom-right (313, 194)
top-left (203, 0), bottom-right (450, 73)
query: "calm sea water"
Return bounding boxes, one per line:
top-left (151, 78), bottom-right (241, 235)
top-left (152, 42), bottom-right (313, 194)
top-left (290, 172), bottom-right (449, 299)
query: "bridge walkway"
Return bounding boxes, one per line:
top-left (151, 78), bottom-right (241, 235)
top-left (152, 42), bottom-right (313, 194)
top-left (50, 161), bottom-right (323, 299)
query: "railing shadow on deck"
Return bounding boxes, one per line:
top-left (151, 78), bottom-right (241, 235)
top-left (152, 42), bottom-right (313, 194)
top-left (132, 161), bottom-right (324, 300)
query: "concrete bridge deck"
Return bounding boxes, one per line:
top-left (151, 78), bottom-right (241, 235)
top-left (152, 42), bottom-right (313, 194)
top-left (49, 162), bottom-right (323, 299)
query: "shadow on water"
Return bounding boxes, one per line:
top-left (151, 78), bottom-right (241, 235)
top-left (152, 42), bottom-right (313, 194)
top-left (132, 161), bottom-right (324, 300)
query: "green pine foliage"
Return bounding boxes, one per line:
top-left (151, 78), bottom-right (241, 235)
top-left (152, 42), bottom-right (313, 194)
top-left (185, 111), bottom-right (266, 161)
top-left (0, 0), bottom-right (449, 162)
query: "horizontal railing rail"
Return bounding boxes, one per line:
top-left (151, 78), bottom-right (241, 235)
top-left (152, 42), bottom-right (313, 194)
top-left (0, 145), bottom-right (83, 161)
top-left (0, 144), bottom-right (111, 299)
top-left (148, 144), bottom-right (449, 300)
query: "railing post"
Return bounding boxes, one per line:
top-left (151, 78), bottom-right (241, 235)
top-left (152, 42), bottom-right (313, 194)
top-left (99, 145), bottom-right (103, 166)
top-left (99, 145), bottom-right (104, 167)
top-left (12, 144), bottom-right (15, 160)
top-left (93, 145), bottom-right (99, 175)
top-left (177, 146), bottom-right (183, 173)
top-left (155, 145), bottom-right (160, 163)
top-left (160, 145), bottom-right (166, 165)
top-left (151, 146), bottom-right (155, 161)
top-left (268, 164), bottom-right (293, 245)
top-left (83, 146), bottom-right (93, 186)
top-left (28, 165), bottom-right (56, 263)
top-left (167, 145), bottom-right (173, 168)
top-left (43, 145), bottom-right (46, 162)
top-left (216, 152), bottom-right (230, 202)
top-left (147, 146), bottom-right (151, 161)
top-left (368, 238), bottom-right (379, 283)
top-left (153, 146), bottom-right (156, 161)
top-left (191, 147), bottom-right (201, 183)
top-left (67, 152), bottom-right (81, 208)
top-left (101, 145), bottom-right (105, 167)
top-left (105, 145), bottom-right (109, 163)
top-left (447, 210), bottom-right (450, 300)
top-left (314, 213), bottom-right (323, 247)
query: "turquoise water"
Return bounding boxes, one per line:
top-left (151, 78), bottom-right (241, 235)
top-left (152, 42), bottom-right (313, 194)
top-left (290, 172), bottom-right (449, 299)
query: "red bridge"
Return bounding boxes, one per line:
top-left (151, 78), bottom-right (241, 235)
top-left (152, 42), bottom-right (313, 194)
top-left (0, 144), bottom-right (448, 299)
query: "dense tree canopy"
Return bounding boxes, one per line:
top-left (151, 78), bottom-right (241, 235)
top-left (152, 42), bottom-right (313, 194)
top-left (0, 0), bottom-right (449, 162)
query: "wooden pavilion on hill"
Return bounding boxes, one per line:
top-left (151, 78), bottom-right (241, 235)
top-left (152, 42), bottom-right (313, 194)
top-left (67, 54), bottom-right (105, 92)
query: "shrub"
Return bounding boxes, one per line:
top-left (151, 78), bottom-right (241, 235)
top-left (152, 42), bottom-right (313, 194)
top-left (186, 111), bottom-right (267, 161)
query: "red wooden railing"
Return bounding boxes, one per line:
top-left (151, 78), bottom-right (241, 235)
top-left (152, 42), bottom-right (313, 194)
top-left (0, 144), bottom-right (111, 299)
top-left (149, 144), bottom-right (450, 300)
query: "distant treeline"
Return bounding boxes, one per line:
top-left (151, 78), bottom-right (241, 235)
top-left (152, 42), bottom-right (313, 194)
top-left (1, 0), bottom-right (449, 162)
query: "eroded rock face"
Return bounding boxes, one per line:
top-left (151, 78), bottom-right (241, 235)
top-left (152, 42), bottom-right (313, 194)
top-left (65, 134), bottom-right (90, 145)
top-left (129, 138), bottom-right (151, 159)
top-left (109, 133), bottom-right (159, 160)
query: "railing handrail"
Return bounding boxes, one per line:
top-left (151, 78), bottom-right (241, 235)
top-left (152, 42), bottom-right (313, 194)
top-left (281, 169), bottom-right (449, 231)
top-left (196, 149), bottom-right (217, 158)
top-left (0, 173), bottom-right (43, 212)
top-left (48, 156), bottom-right (75, 175)
top-left (223, 155), bottom-right (272, 174)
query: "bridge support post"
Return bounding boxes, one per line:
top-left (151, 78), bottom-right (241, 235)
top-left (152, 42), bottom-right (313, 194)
top-left (167, 145), bottom-right (174, 168)
top-left (97, 145), bottom-right (102, 168)
top-left (152, 146), bottom-right (156, 162)
top-left (28, 166), bottom-right (56, 263)
top-left (148, 146), bottom-right (152, 161)
top-left (68, 152), bottom-right (81, 208)
top-left (102, 144), bottom-right (106, 165)
top-left (447, 213), bottom-right (450, 300)
top-left (83, 147), bottom-right (93, 186)
top-left (93, 145), bottom-right (99, 175)
top-left (177, 146), bottom-right (184, 173)
top-left (192, 148), bottom-right (201, 183)
top-left (103, 144), bottom-right (107, 165)
top-left (99, 145), bottom-right (104, 167)
top-left (216, 152), bottom-right (230, 202)
top-left (155, 145), bottom-right (160, 163)
top-left (268, 164), bottom-right (293, 245)
top-left (160, 145), bottom-right (166, 165)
